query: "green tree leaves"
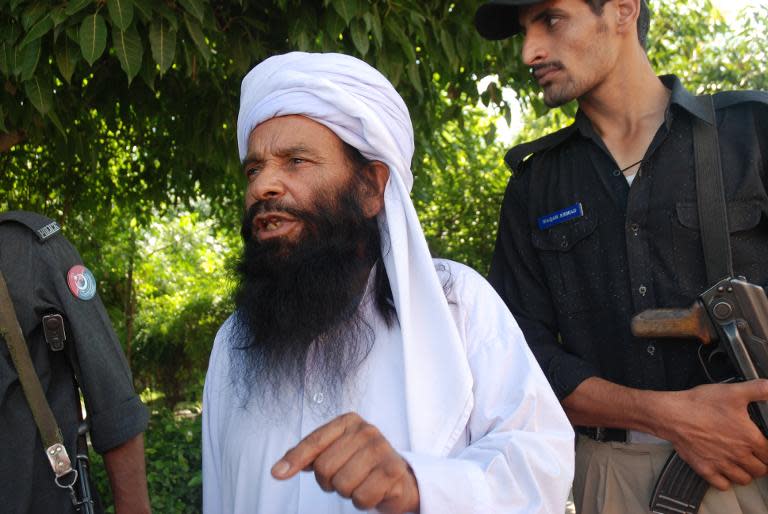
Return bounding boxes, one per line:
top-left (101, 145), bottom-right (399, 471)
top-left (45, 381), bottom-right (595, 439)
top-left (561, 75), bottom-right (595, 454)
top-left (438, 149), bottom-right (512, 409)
top-left (349, 19), bottom-right (369, 56)
top-left (333, 0), bottom-right (360, 25)
top-left (113, 24), bottom-right (142, 83)
top-left (17, 12), bottom-right (52, 49)
top-left (183, 14), bottom-right (210, 63)
top-left (54, 37), bottom-right (80, 83)
top-left (0, 1), bottom-right (766, 279)
top-left (149, 18), bottom-right (176, 76)
top-left (107, 0), bottom-right (134, 31)
top-left (65, 0), bottom-right (93, 17)
top-left (178, 0), bottom-right (204, 23)
top-left (79, 13), bottom-right (107, 65)
top-left (23, 76), bottom-right (51, 114)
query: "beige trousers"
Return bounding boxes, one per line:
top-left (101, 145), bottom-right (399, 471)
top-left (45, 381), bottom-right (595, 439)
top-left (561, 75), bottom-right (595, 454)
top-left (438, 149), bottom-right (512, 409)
top-left (573, 434), bottom-right (768, 514)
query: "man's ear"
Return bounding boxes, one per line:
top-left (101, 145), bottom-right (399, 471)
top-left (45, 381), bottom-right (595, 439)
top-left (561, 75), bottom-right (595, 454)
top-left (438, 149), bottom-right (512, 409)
top-left (614, 0), bottom-right (640, 35)
top-left (361, 161), bottom-right (390, 218)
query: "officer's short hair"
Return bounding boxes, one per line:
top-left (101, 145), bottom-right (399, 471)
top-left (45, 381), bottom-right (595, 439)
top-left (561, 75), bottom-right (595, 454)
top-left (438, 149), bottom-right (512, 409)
top-left (586, 0), bottom-right (650, 49)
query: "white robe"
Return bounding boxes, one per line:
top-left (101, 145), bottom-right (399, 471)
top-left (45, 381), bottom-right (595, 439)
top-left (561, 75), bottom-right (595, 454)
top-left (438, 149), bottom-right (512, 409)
top-left (202, 260), bottom-right (574, 514)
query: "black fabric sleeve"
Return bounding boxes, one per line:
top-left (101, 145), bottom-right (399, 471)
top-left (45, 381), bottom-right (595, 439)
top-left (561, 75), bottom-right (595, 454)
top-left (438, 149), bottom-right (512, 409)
top-left (41, 235), bottom-right (148, 453)
top-left (488, 173), bottom-right (599, 400)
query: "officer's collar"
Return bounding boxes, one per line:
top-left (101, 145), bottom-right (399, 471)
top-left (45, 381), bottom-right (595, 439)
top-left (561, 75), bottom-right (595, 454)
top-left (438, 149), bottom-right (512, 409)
top-left (661, 74), bottom-right (715, 124)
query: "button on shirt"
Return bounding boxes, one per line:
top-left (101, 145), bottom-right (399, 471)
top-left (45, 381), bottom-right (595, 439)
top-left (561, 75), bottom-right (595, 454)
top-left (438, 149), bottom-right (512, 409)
top-left (489, 76), bottom-right (768, 400)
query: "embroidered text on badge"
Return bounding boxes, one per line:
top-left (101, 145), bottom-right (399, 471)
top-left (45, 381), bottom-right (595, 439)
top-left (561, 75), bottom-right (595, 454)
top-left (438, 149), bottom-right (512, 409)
top-left (67, 265), bottom-right (97, 300)
top-left (37, 221), bottom-right (61, 241)
top-left (537, 203), bottom-right (584, 230)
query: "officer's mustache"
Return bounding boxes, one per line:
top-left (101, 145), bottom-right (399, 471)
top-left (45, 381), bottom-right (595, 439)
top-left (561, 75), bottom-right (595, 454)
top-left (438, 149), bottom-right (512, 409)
top-left (531, 61), bottom-right (565, 80)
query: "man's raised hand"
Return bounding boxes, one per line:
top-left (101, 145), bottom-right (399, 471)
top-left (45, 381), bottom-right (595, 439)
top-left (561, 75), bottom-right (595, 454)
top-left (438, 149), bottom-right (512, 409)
top-left (272, 412), bottom-right (420, 513)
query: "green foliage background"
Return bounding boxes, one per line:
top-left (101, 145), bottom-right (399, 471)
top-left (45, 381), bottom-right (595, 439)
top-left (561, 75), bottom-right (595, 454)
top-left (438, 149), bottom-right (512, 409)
top-left (1, 0), bottom-right (766, 511)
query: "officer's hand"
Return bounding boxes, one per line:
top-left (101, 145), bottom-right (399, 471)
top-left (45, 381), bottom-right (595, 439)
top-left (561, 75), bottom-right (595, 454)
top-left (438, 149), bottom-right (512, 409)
top-left (271, 412), bottom-right (420, 514)
top-left (660, 379), bottom-right (768, 490)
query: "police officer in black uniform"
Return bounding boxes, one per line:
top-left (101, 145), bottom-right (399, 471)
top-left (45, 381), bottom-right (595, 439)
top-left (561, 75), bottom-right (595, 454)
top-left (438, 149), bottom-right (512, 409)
top-left (0, 211), bottom-right (151, 513)
top-left (474, 0), bottom-right (768, 513)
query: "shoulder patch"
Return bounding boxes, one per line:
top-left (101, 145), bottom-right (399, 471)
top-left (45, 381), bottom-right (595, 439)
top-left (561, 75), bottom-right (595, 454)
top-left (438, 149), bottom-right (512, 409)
top-left (0, 211), bottom-right (61, 242)
top-left (67, 265), bottom-right (97, 300)
top-left (504, 123), bottom-right (578, 173)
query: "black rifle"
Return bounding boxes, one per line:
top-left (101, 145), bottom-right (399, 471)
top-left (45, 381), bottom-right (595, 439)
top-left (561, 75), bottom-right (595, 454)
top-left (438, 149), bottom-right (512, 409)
top-left (631, 276), bottom-right (768, 514)
top-left (73, 422), bottom-right (95, 514)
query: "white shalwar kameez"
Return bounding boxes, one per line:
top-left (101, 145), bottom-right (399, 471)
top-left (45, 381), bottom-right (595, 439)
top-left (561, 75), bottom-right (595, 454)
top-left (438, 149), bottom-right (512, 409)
top-left (203, 260), bottom-right (573, 514)
top-left (203, 51), bottom-right (574, 514)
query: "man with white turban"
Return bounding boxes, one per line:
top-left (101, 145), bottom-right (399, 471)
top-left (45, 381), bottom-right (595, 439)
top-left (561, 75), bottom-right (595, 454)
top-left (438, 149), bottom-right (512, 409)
top-left (202, 51), bottom-right (574, 514)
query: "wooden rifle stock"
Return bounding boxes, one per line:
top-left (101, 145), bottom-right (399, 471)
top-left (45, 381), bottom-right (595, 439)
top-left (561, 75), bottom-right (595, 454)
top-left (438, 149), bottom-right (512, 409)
top-left (631, 302), bottom-right (716, 345)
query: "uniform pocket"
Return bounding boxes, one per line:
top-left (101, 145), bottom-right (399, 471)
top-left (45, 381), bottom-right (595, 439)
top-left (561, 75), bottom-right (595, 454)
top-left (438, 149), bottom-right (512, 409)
top-left (675, 200), bottom-right (762, 233)
top-left (531, 213), bottom-right (599, 314)
top-left (672, 200), bottom-right (766, 294)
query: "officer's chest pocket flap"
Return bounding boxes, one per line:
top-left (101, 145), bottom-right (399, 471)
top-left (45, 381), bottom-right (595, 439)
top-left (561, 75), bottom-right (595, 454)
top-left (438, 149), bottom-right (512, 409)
top-left (530, 213), bottom-right (598, 315)
top-left (531, 214), bottom-right (598, 252)
top-left (676, 200), bottom-right (763, 233)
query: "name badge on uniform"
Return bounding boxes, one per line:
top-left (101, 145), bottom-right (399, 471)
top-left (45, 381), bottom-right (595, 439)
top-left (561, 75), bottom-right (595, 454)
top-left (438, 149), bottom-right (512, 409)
top-left (537, 203), bottom-right (584, 230)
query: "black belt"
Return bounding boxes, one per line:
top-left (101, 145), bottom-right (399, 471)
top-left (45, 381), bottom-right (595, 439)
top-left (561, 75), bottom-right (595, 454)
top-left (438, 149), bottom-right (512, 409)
top-left (577, 426), bottom-right (628, 442)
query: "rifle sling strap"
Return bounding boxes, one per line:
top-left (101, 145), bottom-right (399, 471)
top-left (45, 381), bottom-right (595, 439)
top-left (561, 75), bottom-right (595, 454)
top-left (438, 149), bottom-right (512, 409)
top-left (693, 94), bottom-right (734, 284)
top-left (0, 270), bottom-right (75, 480)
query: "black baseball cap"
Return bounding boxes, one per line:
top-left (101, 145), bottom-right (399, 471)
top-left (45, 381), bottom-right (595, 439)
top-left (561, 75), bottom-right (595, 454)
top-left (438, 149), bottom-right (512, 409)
top-left (474, 0), bottom-right (541, 40)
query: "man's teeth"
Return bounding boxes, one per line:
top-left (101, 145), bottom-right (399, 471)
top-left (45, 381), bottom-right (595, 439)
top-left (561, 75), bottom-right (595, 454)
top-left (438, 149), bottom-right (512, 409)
top-left (265, 219), bottom-right (282, 230)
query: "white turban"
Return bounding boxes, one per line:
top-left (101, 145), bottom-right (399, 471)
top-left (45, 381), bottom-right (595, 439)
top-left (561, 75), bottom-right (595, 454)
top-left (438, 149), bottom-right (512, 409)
top-left (237, 52), bottom-right (473, 457)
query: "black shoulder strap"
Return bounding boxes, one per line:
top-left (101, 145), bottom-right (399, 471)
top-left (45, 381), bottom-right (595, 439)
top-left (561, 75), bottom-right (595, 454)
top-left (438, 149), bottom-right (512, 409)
top-left (0, 211), bottom-right (61, 242)
top-left (693, 95), bottom-right (733, 285)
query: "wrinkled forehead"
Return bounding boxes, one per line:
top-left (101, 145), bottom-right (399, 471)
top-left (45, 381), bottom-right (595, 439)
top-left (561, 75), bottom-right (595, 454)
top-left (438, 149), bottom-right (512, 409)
top-left (245, 114), bottom-right (347, 159)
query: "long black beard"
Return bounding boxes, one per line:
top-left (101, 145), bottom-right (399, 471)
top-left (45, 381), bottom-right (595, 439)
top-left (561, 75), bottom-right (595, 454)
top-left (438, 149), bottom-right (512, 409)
top-left (230, 180), bottom-right (389, 410)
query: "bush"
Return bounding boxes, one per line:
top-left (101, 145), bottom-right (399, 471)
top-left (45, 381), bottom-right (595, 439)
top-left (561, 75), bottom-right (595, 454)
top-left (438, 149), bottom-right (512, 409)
top-left (90, 407), bottom-right (202, 513)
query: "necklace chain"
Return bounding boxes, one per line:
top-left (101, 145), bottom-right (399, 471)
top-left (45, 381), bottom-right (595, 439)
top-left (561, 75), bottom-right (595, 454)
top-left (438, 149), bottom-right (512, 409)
top-left (619, 159), bottom-right (643, 173)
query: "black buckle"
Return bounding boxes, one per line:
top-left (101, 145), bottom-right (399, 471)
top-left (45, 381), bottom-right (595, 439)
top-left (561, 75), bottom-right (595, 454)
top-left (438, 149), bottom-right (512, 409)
top-left (578, 426), bottom-right (627, 442)
top-left (42, 313), bottom-right (66, 351)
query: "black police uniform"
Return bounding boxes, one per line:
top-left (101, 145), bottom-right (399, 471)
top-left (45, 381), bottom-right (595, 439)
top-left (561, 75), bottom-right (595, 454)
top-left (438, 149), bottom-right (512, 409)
top-left (0, 211), bottom-right (149, 513)
top-left (488, 76), bottom-right (768, 437)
